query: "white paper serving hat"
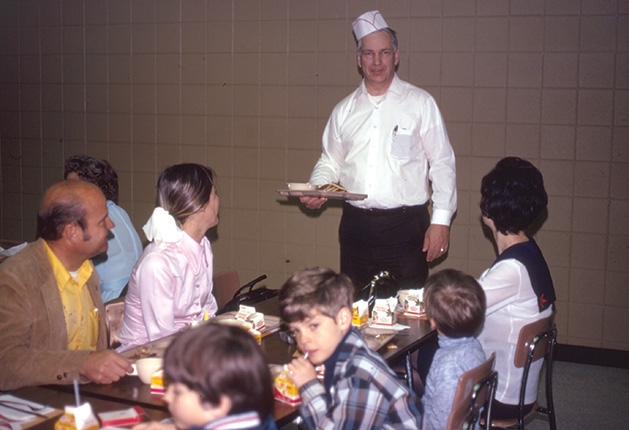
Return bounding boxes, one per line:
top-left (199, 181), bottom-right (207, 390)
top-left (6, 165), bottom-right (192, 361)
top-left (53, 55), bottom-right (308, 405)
top-left (352, 10), bottom-right (389, 41)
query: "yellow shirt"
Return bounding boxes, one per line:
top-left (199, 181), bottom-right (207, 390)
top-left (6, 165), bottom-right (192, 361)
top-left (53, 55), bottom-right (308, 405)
top-left (44, 241), bottom-right (99, 350)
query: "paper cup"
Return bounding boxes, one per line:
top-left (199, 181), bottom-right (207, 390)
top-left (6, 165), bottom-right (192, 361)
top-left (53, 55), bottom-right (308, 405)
top-left (128, 357), bottom-right (163, 384)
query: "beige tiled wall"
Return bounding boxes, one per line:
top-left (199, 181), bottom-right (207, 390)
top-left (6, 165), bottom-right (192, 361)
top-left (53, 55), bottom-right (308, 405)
top-left (1, 0), bottom-right (628, 352)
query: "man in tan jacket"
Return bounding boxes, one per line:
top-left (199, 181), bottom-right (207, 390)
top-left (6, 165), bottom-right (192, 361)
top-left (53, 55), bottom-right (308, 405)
top-left (0, 180), bottom-right (132, 390)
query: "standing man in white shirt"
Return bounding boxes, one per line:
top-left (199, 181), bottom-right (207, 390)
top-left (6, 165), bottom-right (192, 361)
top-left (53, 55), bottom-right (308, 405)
top-left (301, 10), bottom-right (457, 291)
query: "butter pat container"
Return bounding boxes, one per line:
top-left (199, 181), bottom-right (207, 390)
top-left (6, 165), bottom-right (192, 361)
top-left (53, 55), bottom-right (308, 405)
top-left (98, 406), bottom-right (144, 427)
top-left (352, 300), bottom-right (369, 327)
top-left (371, 298), bottom-right (398, 326)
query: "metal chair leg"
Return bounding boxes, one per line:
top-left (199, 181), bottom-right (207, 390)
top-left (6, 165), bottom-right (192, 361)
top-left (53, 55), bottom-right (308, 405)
top-left (545, 333), bottom-right (557, 430)
top-left (404, 352), bottom-right (414, 391)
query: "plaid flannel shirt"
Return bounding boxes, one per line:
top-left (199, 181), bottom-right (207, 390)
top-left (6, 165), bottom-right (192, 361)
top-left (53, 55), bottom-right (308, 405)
top-left (299, 328), bottom-right (422, 429)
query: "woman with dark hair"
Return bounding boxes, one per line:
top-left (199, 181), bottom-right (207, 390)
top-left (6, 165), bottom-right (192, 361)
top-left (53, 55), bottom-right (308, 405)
top-left (64, 154), bottom-right (143, 302)
top-left (118, 164), bottom-right (219, 350)
top-left (477, 157), bottom-right (556, 419)
top-left (134, 323), bottom-right (276, 430)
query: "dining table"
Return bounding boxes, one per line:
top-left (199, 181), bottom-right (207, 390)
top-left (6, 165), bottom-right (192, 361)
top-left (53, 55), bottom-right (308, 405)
top-left (1, 385), bottom-right (170, 429)
top-left (3, 295), bottom-right (435, 428)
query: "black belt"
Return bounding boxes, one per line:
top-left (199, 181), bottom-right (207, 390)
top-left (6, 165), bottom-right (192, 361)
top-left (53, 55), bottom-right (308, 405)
top-left (343, 202), bottom-right (427, 216)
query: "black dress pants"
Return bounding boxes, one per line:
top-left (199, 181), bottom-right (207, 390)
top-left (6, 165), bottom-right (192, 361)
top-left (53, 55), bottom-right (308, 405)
top-left (339, 202), bottom-right (430, 292)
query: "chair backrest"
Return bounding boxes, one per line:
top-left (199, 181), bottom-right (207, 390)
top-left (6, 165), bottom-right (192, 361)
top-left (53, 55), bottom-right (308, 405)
top-left (213, 270), bottom-right (241, 310)
top-left (447, 352), bottom-right (497, 430)
top-left (514, 312), bottom-right (556, 368)
top-left (105, 296), bottom-right (126, 349)
top-left (486, 311), bottom-right (558, 430)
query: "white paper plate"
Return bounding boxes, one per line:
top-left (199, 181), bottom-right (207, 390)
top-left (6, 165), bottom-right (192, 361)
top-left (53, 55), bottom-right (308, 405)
top-left (286, 183), bottom-right (317, 191)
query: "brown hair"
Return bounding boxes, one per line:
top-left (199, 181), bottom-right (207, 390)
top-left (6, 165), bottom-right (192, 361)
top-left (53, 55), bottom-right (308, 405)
top-left (423, 269), bottom-right (486, 338)
top-left (163, 323), bottom-right (273, 419)
top-left (157, 163), bottom-right (215, 226)
top-left (64, 154), bottom-right (119, 203)
top-left (279, 267), bottom-right (354, 323)
top-left (37, 180), bottom-right (97, 241)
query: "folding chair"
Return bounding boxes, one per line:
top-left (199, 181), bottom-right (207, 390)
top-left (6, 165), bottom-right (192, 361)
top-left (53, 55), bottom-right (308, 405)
top-left (215, 273), bottom-right (275, 314)
top-left (104, 295), bottom-right (126, 349)
top-left (489, 312), bottom-right (557, 430)
top-left (447, 352), bottom-right (498, 430)
top-left (212, 270), bottom-right (241, 310)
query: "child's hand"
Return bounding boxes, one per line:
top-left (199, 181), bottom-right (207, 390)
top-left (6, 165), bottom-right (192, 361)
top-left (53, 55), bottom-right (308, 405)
top-left (286, 355), bottom-right (317, 388)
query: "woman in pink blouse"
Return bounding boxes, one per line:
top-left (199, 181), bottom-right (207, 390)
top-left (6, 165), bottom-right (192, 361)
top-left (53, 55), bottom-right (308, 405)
top-left (118, 164), bottom-right (219, 350)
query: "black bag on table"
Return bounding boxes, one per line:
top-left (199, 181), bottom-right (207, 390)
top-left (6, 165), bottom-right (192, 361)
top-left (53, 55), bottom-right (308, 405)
top-left (217, 274), bottom-right (279, 315)
top-left (356, 271), bottom-right (398, 312)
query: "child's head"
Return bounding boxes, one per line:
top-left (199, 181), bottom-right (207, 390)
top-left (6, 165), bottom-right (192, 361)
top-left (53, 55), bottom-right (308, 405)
top-left (423, 269), bottom-right (486, 338)
top-left (279, 266), bottom-right (353, 323)
top-left (162, 323), bottom-right (273, 429)
top-left (279, 267), bottom-right (354, 364)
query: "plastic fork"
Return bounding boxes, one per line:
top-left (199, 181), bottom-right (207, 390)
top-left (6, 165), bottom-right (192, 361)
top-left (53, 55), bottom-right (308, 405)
top-left (0, 400), bottom-right (46, 411)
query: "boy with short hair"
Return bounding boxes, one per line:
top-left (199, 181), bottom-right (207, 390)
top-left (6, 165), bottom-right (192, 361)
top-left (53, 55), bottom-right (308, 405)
top-left (280, 267), bottom-right (422, 429)
top-left (133, 323), bottom-right (277, 430)
top-left (421, 269), bottom-right (487, 430)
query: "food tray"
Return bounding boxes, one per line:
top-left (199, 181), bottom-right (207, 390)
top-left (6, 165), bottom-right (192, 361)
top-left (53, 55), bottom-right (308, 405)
top-left (360, 326), bottom-right (399, 351)
top-left (396, 309), bottom-right (428, 320)
top-left (0, 394), bottom-right (63, 428)
top-left (277, 189), bottom-right (367, 201)
top-left (121, 314), bottom-right (282, 359)
top-left (361, 332), bottom-right (396, 351)
top-left (214, 312), bottom-right (281, 337)
top-left (120, 344), bottom-right (163, 360)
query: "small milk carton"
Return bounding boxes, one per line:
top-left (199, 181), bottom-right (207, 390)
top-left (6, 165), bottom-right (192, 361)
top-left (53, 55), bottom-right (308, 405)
top-left (403, 289), bottom-right (424, 316)
top-left (249, 328), bottom-right (262, 344)
top-left (352, 300), bottom-right (369, 327)
top-left (236, 305), bottom-right (266, 330)
top-left (150, 369), bottom-right (165, 395)
top-left (274, 368), bottom-right (301, 405)
top-left (371, 298), bottom-right (398, 326)
top-left (55, 403), bottom-right (99, 430)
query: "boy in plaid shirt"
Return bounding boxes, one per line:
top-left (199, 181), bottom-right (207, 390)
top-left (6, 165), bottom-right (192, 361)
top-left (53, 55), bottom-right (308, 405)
top-left (280, 267), bottom-right (422, 429)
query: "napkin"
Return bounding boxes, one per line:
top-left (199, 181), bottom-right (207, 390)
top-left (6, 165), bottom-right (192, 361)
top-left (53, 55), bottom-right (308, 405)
top-left (0, 242), bottom-right (28, 258)
top-left (0, 394), bottom-right (55, 422)
top-left (367, 321), bottom-right (410, 331)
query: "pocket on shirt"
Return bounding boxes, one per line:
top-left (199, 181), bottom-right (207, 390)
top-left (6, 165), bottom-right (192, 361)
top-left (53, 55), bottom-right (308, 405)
top-left (390, 127), bottom-right (415, 159)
